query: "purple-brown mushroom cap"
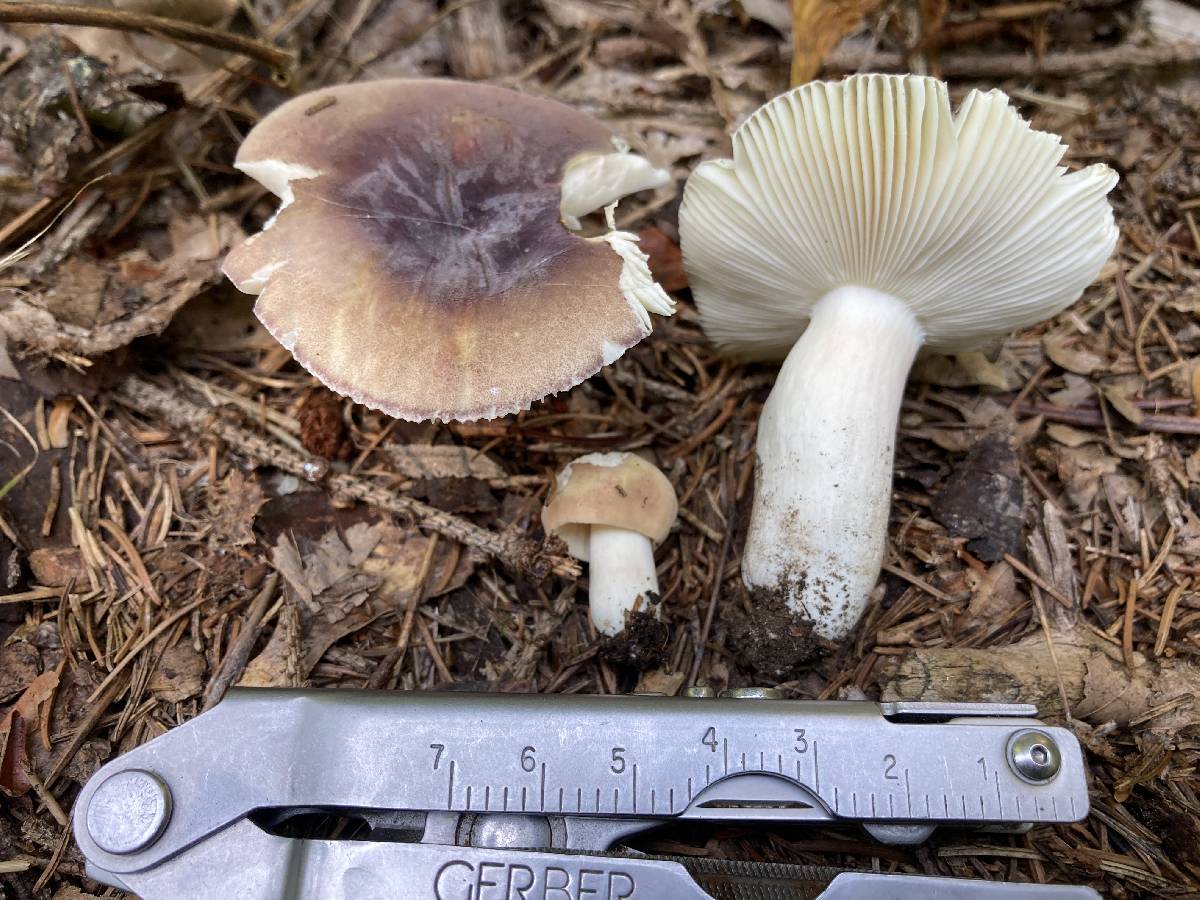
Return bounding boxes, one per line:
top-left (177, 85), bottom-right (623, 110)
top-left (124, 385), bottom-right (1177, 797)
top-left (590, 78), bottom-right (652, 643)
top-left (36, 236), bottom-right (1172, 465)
top-left (223, 79), bottom-right (671, 422)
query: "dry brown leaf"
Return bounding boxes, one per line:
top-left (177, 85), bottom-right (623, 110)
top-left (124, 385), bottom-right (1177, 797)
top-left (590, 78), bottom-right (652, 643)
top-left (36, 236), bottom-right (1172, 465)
top-left (1044, 334), bottom-right (1105, 375)
top-left (1046, 423), bottom-right (1099, 447)
top-left (912, 351), bottom-right (1018, 390)
top-left (790, 0), bottom-right (881, 85)
top-left (0, 667), bottom-right (59, 796)
top-left (1101, 387), bottom-right (1146, 426)
top-left (1, 212), bottom-right (242, 359)
top-left (149, 643), bottom-right (207, 703)
top-left (634, 669), bottom-right (686, 696)
top-left (386, 444), bottom-right (506, 481)
top-left (240, 523), bottom-right (476, 687)
top-left (965, 561), bottom-right (1018, 621)
top-left (206, 469), bottom-right (266, 549)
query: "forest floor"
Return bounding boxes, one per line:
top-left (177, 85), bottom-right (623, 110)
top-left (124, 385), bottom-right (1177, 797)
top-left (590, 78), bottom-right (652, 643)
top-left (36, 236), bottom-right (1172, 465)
top-left (1, 0), bottom-right (1199, 897)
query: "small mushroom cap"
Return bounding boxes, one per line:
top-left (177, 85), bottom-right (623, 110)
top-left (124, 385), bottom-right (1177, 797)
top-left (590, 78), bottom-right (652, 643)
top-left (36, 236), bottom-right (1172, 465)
top-left (680, 74), bottom-right (1119, 360)
top-left (223, 79), bottom-right (670, 422)
top-left (542, 452), bottom-right (677, 561)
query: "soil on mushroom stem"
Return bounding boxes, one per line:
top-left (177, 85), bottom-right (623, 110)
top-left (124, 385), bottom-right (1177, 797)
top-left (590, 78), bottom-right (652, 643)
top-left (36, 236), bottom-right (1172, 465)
top-left (726, 585), bottom-right (821, 678)
top-left (601, 607), bottom-right (670, 670)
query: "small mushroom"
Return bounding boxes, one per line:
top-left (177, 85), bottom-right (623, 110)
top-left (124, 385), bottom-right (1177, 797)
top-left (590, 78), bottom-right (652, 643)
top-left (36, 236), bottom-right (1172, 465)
top-left (223, 79), bottom-right (674, 422)
top-left (542, 453), bottom-right (677, 636)
top-left (679, 74), bottom-right (1117, 641)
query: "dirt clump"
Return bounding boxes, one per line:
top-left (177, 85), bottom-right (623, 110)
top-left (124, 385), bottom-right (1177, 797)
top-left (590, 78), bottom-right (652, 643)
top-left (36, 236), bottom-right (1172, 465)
top-left (726, 586), bottom-right (820, 678)
top-left (602, 608), bottom-right (670, 671)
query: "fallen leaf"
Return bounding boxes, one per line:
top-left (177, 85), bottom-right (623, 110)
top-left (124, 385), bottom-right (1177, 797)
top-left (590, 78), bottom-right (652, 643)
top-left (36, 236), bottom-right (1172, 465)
top-left (965, 561), bottom-right (1018, 621)
top-left (790, 0), bottom-right (881, 84)
top-left (0, 668), bottom-right (59, 796)
top-left (386, 444), bottom-right (505, 480)
top-left (240, 523), bottom-right (476, 687)
top-left (637, 225), bottom-right (688, 293)
top-left (206, 469), bottom-right (266, 549)
top-left (1044, 334), bottom-right (1105, 375)
top-left (1101, 387), bottom-right (1145, 426)
top-left (912, 351), bottom-right (1018, 390)
top-left (27, 547), bottom-right (84, 587)
top-left (1046, 423), bottom-right (1098, 448)
top-left (930, 433), bottom-right (1023, 563)
top-left (149, 643), bottom-right (206, 703)
top-left (0, 641), bottom-right (40, 704)
top-left (634, 669), bottom-right (686, 696)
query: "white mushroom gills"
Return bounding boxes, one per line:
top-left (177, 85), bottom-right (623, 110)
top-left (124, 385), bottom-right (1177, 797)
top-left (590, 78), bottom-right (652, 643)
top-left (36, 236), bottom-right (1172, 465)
top-left (587, 525), bottom-right (660, 636)
top-left (680, 74), bottom-right (1119, 640)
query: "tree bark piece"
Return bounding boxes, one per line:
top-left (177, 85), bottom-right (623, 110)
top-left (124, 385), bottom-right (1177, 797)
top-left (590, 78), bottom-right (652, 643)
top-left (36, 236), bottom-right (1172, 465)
top-left (881, 629), bottom-right (1200, 731)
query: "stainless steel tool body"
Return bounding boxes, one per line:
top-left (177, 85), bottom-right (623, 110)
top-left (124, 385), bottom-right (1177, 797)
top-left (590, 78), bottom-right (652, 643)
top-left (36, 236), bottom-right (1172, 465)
top-left (74, 689), bottom-right (1094, 899)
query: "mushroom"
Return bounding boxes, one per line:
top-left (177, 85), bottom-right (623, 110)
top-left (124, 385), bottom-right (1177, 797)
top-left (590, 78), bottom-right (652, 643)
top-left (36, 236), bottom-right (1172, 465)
top-left (223, 79), bottom-right (674, 422)
top-left (679, 74), bottom-right (1117, 641)
top-left (542, 453), bottom-right (677, 636)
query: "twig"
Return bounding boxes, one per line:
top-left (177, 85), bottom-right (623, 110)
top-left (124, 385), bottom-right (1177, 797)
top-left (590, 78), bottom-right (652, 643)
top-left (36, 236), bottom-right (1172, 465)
top-left (115, 376), bottom-right (578, 579)
top-left (1004, 553), bottom-right (1075, 611)
top-left (1016, 402), bottom-right (1200, 435)
top-left (202, 573), bottom-right (279, 710)
top-left (825, 40), bottom-right (1200, 78)
top-left (0, 1), bottom-right (294, 76)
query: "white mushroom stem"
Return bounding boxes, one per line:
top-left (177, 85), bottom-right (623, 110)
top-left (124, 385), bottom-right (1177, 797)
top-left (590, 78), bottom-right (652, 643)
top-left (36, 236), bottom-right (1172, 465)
top-left (743, 285), bottom-right (924, 640)
top-left (587, 525), bottom-right (659, 636)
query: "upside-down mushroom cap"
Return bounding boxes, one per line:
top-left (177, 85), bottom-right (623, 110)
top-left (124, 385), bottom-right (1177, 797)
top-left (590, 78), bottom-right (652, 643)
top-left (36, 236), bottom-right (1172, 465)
top-left (680, 74), bottom-right (1119, 359)
top-left (223, 80), bottom-right (672, 422)
top-left (542, 452), bottom-right (677, 561)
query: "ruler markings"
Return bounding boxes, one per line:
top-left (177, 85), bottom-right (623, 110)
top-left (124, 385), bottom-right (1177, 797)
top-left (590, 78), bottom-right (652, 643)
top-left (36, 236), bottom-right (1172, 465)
top-left (576, 787), bottom-right (582, 813)
top-left (870, 793), bottom-right (875, 816)
top-left (944, 794), bottom-right (949, 817)
top-left (994, 771), bottom-right (1003, 817)
top-left (1016, 795), bottom-right (1022, 818)
top-left (1052, 796), bottom-right (1058, 819)
top-left (705, 764), bottom-right (711, 785)
top-left (595, 788), bottom-right (600, 813)
top-left (834, 786), bottom-right (839, 812)
top-left (853, 792), bottom-right (858, 815)
top-left (613, 787), bottom-right (619, 813)
top-left (777, 754), bottom-right (783, 774)
top-left (759, 750), bottom-right (764, 771)
top-left (813, 740), bottom-right (820, 795)
top-left (540, 763), bottom-right (546, 810)
top-left (632, 764), bottom-right (638, 813)
top-left (521, 786), bottom-right (527, 812)
top-left (905, 769), bottom-right (912, 816)
top-left (688, 778), bottom-right (694, 802)
top-left (485, 785), bottom-right (491, 811)
top-left (723, 738), bottom-right (729, 776)
top-left (465, 785), bottom-right (472, 810)
top-left (740, 751), bottom-right (746, 771)
top-left (558, 787), bottom-right (564, 813)
top-left (961, 795), bottom-right (967, 817)
top-left (888, 794), bottom-right (893, 817)
top-left (1070, 796), bottom-right (1076, 818)
top-left (503, 786), bottom-right (509, 812)
top-left (446, 760), bottom-right (456, 810)
top-left (651, 788), bottom-right (655, 814)
top-left (979, 795), bottom-right (985, 817)
top-left (669, 787), bottom-right (675, 810)
top-left (925, 794), bottom-right (931, 817)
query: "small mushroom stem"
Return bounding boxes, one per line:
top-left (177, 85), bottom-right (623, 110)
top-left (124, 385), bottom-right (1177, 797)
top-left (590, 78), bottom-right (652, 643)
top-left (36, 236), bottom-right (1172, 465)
top-left (587, 525), bottom-right (659, 636)
top-left (744, 285), bottom-right (924, 639)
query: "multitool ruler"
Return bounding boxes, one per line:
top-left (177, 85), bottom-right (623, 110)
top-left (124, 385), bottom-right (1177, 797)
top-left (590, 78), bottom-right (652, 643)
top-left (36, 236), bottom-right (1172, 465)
top-left (75, 688), bottom-right (1097, 898)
